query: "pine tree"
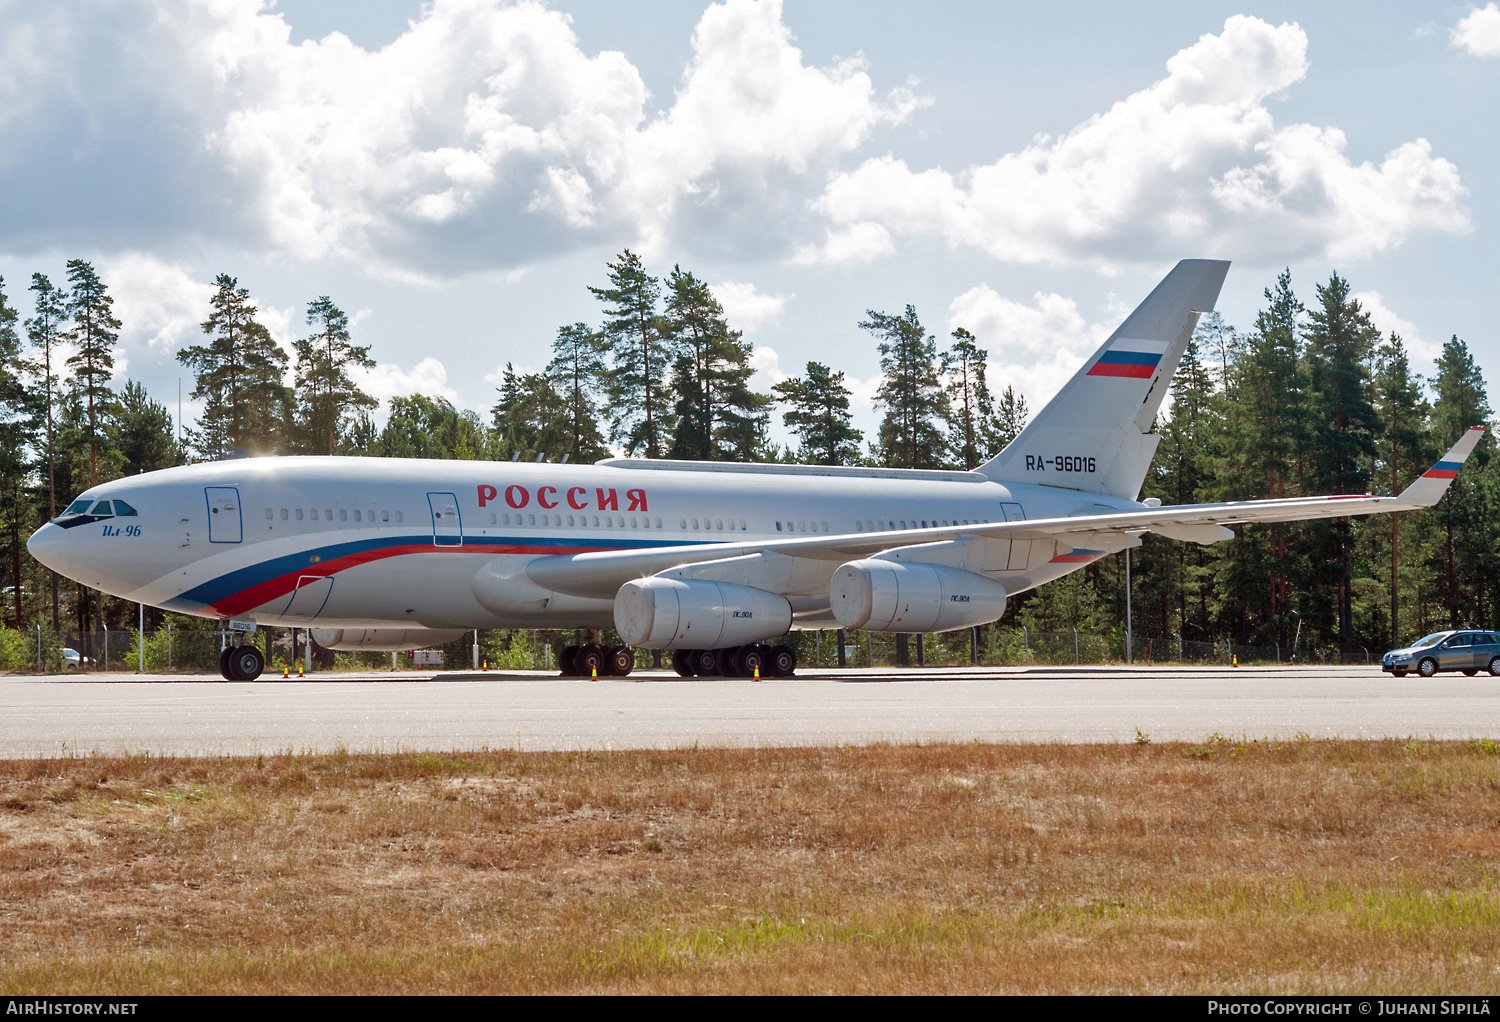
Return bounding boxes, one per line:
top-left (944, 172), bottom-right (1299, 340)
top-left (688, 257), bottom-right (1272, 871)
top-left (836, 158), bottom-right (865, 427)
top-left (591, 251), bottom-right (672, 458)
top-left (0, 277), bottom-right (35, 627)
top-left (1305, 272), bottom-right (1382, 661)
top-left (1220, 269), bottom-right (1307, 646)
top-left (114, 381), bottom-right (180, 477)
top-left (292, 297), bottom-right (376, 455)
top-left (491, 363), bottom-right (574, 462)
top-left (545, 323), bottom-right (612, 464)
top-left (661, 268), bottom-right (768, 462)
top-left (380, 396), bottom-right (496, 460)
top-left (863, 305), bottom-right (949, 469)
top-left (990, 385), bottom-right (1028, 453)
top-left (1373, 336), bottom-right (1432, 646)
top-left (25, 274), bottom-right (67, 522)
top-left (943, 328), bottom-right (996, 470)
top-left (1429, 335), bottom-right (1494, 629)
top-left (177, 275), bottom-right (290, 458)
top-left (62, 261), bottom-right (120, 486)
top-left (772, 361), bottom-right (863, 465)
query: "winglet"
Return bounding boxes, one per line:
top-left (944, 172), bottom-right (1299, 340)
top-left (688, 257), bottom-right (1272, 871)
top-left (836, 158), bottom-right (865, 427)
top-left (1396, 426), bottom-right (1487, 506)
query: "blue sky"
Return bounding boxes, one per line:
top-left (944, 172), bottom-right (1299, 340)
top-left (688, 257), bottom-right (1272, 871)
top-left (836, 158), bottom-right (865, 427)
top-left (2, 1), bottom-right (1496, 446)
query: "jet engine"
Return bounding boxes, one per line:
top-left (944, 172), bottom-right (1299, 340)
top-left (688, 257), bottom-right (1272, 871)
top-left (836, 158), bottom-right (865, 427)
top-left (309, 628), bottom-right (467, 651)
top-left (830, 559), bottom-right (1007, 632)
top-left (614, 577), bottom-right (793, 649)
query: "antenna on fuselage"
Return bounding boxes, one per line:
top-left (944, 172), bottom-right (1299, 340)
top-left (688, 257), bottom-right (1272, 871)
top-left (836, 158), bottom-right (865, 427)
top-left (559, 454), bottom-right (569, 464)
top-left (534, 453), bottom-right (545, 463)
top-left (511, 453), bottom-right (520, 462)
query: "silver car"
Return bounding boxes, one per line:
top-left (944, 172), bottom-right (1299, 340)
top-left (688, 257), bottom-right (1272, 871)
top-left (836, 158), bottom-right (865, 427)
top-left (1383, 630), bottom-right (1500, 677)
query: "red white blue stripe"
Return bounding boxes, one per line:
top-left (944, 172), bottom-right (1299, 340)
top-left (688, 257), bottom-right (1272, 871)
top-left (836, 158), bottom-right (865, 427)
top-left (1086, 350), bottom-right (1162, 379)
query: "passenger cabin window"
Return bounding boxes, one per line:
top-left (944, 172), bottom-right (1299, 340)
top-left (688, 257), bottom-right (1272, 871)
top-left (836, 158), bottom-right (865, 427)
top-left (382, 510), bottom-right (390, 522)
top-left (395, 511), bottom-right (404, 523)
top-left (265, 508), bottom-right (273, 519)
top-left (295, 509), bottom-right (304, 520)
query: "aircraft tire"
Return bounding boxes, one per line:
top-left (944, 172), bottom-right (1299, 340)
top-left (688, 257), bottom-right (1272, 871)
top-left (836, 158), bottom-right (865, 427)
top-left (218, 647), bottom-right (234, 681)
top-left (707, 647), bottom-right (737, 677)
top-left (738, 643), bottom-right (768, 678)
top-left (227, 646), bottom-right (264, 682)
top-left (767, 644), bottom-right (796, 678)
top-left (671, 649), bottom-right (695, 677)
top-left (577, 643), bottom-right (606, 678)
top-left (606, 644), bottom-right (634, 677)
top-left (559, 644), bottom-right (580, 677)
top-left (688, 649), bottom-right (717, 676)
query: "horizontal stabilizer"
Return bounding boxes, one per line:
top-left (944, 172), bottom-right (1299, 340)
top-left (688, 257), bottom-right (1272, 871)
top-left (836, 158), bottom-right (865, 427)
top-left (1395, 426), bottom-right (1487, 506)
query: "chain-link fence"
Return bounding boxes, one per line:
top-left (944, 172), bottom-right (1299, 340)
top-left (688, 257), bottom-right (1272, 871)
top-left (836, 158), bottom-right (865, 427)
top-left (0, 621), bottom-right (1381, 674)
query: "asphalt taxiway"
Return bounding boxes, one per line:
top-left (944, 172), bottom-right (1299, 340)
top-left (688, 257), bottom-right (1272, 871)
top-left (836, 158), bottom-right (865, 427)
top-left (1, 664), bottom-right (1496, 757)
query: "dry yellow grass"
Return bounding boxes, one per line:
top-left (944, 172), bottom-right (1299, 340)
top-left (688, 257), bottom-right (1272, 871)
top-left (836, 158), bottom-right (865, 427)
top-left (1, 737), bottom-right (1498, 994)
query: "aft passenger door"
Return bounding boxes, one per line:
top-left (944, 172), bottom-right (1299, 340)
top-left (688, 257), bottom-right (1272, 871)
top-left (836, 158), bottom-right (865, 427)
top-left (205, 487), bottom-right (242, 544)
top-left (427, 492), bottom-right (463, 547)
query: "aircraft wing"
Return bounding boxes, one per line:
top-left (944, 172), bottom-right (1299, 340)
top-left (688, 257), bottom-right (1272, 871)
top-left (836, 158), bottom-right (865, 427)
top-left (528, 427), bottom-right (1485, 598)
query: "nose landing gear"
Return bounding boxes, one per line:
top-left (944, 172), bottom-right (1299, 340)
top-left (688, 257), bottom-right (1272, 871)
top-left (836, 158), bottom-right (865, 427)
top-left (219, 644), bottom-right (265, 681)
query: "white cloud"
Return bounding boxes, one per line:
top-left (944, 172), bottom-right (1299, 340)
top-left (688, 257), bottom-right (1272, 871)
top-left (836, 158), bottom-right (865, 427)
top-left (0, 0), bottom-right (922, 277)
top-left (101, 255), bottom-right (215, 354)
top-left (808, 15), bottom-right (1467, 269)
top-left (1452, 4), bottom-right (1500, 57)
top-left (1353, 290), bottom-right (1438, 361)
top-left (712, 281), bottom-right (789, 332)
top-left (948, 285), bottom-right (1118, 409)
top-left (353, 356), bottom-right (461, 407)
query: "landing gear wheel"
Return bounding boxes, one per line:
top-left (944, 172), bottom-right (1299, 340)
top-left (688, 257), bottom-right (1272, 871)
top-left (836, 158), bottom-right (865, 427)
top-left (576, 643), bottom-right (606, 678)
top-left (218, 646), bottom-right (234, 681)
top-left (1463, 669), bottom-right (1479, 676)
top-left (559, 644), bottom-right (580, 677)
top-left (709, 648), bottom-right (738, 677)
top-left (227, 646), bottom-right (264, 682)
top-left (767, 643), bottom-right (796, 678)
top-left (688, 649), bottom-right (718, 676)
top-left (738, 644), bottom-right (768, 678)
top-left (1489, 657), bottom-right (1500, 677)
top-left (671, 649), bottom-right (695, 677)
top-left (606, 644), bottom-right (634, 677)
top-left (1418, 657), bottom-right (1438, 678)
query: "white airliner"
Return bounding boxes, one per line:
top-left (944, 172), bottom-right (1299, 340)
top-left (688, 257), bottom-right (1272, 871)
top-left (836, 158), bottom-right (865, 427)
top-left (27, 260), bottom-right (1484, 681)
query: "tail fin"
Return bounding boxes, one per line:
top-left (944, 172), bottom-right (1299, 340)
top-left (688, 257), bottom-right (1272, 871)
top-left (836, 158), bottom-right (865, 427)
top-left (1396, 426), bottom-right (1487, 506)
top-left (978, 259), bottom-right (1230, 499)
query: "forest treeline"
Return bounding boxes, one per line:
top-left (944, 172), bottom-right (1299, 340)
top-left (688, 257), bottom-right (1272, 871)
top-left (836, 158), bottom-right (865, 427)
top-left (0, 253), bottom-right (1492, 660)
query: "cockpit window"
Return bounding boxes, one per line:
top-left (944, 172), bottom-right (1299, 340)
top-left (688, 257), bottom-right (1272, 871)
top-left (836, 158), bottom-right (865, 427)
top-left (91, 501), bottom-right (114, 516)
top-left (63, 500), bottom-right (92, 515)
top-left (112, 500), bottom-right (138, 516)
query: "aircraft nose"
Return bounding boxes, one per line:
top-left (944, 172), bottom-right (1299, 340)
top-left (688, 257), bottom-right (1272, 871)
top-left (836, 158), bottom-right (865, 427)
top-left (26, 522), bottom-right (74, 577)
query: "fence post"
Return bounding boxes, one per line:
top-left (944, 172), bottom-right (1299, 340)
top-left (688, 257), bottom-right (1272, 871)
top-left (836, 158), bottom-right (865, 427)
top-left (816, 630), bottom-right (822, 667)
top-left (138, 604), bottom-right (144, 673)
top-left (168, 623), bottom-right (172, 669)
top-left (1074, 627), bottom-right (1079, 665)
top-left (868, 631), bottom-right (874, 667)
top-left (1023, 626), bottom-right (1028, 658)
top-left (103, 630), bottom-right (108, 671)
top-left (1177, 632), bottom-right (1183, 662)
top-left (472, 630), bottom-right (479, 670)
top-left (971, 626), bottom-right (979, 666)
top-left (1275, 642), bottom-right (1280, 663)
top-left (917, 634), bottom-right (925, 667)
top-left (37, 622), bottom-right (42, 671)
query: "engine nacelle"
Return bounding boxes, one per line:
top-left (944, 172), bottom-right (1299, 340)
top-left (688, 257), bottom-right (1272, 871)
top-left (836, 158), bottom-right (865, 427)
top-left (614, 577), bottom-right (793, 649)
top-left (830, 559), bottom-right (1007, 632)
top-left (309, 628), bottom-right (467, 651)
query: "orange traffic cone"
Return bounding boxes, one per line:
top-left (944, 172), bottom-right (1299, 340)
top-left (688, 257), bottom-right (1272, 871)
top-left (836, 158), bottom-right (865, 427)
top-left (753, 664), bottom-right (761, 682)
top-left (1232, 654), bottom-right (1239, 668)
top-left (482, 659), bottom-right (488, 672)
top-left (282, 664), bottom-right (288, 679)
top-left (591, 665), bottom-right (598, 681)
top-left (298, 662), bottom-right (304, 678)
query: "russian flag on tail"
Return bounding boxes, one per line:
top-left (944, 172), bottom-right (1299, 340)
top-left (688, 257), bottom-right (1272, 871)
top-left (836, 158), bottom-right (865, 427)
top-left (1086, 350), bottom-right (1163, 379)
top-left (1423, 461), bottom-right (1462, 480)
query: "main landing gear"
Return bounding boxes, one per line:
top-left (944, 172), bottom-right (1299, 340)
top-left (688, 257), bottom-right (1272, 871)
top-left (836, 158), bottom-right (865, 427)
top-left (671, 643), bottom-right (796, 678)
top-left (218, 644), bottom-right (265, 682)
top-left (558, 643), bottom-right (635, 678)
